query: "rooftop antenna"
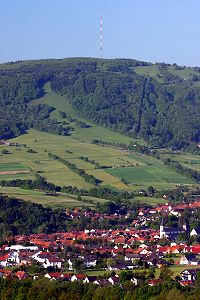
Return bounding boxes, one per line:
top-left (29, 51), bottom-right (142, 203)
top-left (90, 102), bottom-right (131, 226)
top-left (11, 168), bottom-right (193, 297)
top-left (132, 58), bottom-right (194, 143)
top-left (100, 16), bottom-right (103, 59)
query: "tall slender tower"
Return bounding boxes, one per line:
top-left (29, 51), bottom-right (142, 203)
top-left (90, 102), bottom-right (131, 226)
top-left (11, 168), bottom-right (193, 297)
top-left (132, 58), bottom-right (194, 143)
top-left (100, 16), bottom-right (103, 59)
top-left (160, 217), bottom-right (165, 239)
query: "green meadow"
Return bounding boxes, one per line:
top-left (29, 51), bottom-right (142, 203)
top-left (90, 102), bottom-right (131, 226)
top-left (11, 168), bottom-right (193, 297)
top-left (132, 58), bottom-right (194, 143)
top-left (106, 163), bottom-right (194, 190)
top-left (0, 128), bottom-right (195, 192)
top-left (78, 264), bottom-right (198, 279)
top-left (31, 82), bottom-right (133, 145)
top-left (134, 65), bottom-right (200, 84)
top-left (0, 186), bottom-right (108, 209)
top-left (0, 162), bottom-right (28, 171)
top-left (133, 196), bottom-right (166, 205)
top-left (161, 152), bottom-right (200, 172)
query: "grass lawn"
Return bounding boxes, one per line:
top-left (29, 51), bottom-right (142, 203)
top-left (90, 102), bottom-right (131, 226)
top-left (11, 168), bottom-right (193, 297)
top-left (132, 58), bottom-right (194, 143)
top-left (106, 162), bottom-right (194, 190)
top-left (82, 268), bottom-right (146, 277)
top-left (133, 196), bottom-right (166, 205)
top-left (168, 265), bottom-right (200, 278)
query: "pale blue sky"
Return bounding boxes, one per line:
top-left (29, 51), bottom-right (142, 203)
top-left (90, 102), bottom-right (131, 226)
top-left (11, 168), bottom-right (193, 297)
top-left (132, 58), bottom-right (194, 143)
top-left (1, 0), bottom-right (200, 66)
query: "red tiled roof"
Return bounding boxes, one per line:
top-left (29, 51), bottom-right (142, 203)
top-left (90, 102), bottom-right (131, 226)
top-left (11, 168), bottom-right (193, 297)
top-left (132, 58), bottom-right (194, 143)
top-left (148, 278), bottom-right (163, 285)
top-left (179, 280), bottom-right (193, 286)
top-left (48, 258), bottom-right (63, 262)
top-left (47, 272), bottom-right (62, 278)
top-left (0, 254), bottom-right (9, 261)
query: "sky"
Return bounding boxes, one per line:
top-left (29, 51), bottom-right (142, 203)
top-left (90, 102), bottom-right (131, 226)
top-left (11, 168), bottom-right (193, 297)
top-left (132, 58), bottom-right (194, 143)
top-left (1, 0), bottom-right (200, 66)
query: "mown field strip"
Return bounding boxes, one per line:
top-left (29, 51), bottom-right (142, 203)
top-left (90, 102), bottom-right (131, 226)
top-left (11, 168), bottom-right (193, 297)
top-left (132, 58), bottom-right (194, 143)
top-left (0, 187), bottom-right (108, 208)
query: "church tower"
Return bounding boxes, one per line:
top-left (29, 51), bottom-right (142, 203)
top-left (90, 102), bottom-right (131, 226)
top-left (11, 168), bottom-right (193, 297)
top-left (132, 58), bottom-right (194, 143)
top-left (183, 222), bottom-right (190, 234)
top-left (160, 218), bottom-right (165, 239)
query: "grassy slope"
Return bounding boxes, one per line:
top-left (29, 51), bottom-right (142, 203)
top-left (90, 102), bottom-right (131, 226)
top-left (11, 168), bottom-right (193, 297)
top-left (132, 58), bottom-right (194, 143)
top-left (31, 82), bottom-right (133, 145)
top-left (0, 162), bottom-right (28, 171)
top-left (0, 83), bottom-right (198, 207)
top-left (107, 164), bottom-right (194, 190)
top-left (134, 65), bottom-right (163, 82)
top-left (134, 65), bottom-right (200, 84)
top-left (0, 187), bottom-right (108, 209)
top-left (161, 153), bottom-right (200, 172)
top-left (107, 152), bottom-right (194, 190)
top-left (167, 66), bottom-right (199, 80)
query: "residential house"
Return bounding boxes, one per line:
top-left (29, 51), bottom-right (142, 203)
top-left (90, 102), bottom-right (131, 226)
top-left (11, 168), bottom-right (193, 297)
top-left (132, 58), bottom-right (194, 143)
top-left (43, 257), bottom-right (64, 269)
top-left (130, 277), bottom-right (144, 286)
top-left (108, 275), bottom-right (120, 285)
top-left (5, 245), bottom-right (39, 252)
top-left (180, 253), bottom-right (199, 265)
top-left (0, 254), bottom-right (11, 267)
top-left (83, 276), bottom-right (98, 284)
top-left (190, 227), bottom-right (200, 238)
top-left (60, 273), bottom-right (72, 281)
top-left (83, 255), bottom-right (97, 268)
top-left (124, 253), bottom-right (140, 263)
top-left (148, 278), bottom-right (163, 286)
top-left (15, 271), bottom-right (27, 280)
top-left (71, 274), bottom-right (86, 282)
top-left (44, 272), bottom-right (62, 281)
top-left (181, 269), bottom-right (200, 281)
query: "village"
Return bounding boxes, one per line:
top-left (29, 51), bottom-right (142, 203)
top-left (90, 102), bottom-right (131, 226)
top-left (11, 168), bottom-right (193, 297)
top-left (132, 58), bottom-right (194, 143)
top-left (0, 198), bottom-right (199, 288)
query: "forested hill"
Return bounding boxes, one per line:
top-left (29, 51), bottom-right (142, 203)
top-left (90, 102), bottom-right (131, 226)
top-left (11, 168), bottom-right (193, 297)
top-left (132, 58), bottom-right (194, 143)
top-left (0, 194), bottom-right (67, 237)
top-left (0, 58), bottom-right (200, 148)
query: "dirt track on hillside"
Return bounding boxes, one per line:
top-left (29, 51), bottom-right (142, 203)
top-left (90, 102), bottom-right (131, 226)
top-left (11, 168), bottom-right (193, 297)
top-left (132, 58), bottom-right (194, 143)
top-left (0, 170), bottom-right (30, 175)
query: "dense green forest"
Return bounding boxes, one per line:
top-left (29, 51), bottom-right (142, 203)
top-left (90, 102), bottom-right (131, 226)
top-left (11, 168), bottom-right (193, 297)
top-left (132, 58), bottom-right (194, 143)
top-left (0, 277), bottom-right (199, 300)
top-left (0, 58), bottom-right (200, 148)
top-left (0, 194), bottom-right (67, 237)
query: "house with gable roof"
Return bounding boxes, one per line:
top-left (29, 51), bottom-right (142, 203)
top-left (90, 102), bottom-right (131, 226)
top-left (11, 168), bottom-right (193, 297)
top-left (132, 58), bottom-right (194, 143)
top-left (180, 253), bottom-right (199, 265)
top-left (181, 269), bottom-right (200, 281)
top-left (190, 227), bottom-right (200, 238)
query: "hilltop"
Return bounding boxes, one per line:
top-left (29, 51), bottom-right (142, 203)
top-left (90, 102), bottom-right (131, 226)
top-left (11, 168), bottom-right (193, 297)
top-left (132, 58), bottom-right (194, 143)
top-left (0, 57), bottom-right (199, 148)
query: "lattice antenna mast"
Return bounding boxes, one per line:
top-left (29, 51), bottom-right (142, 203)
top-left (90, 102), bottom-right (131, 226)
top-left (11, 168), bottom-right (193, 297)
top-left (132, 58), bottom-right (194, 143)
top-left (100, 16), bottom-right (103, 59)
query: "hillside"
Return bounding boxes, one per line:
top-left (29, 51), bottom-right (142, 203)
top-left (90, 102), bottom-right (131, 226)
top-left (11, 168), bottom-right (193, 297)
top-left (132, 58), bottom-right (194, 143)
top-left (0, 58), bottom-right (200, 207)
top-left (0, 58), bottom-right (200, 149)
top-left (0, 84), bottom-right (198, 199)
top-left (0, 194), bottom-right (67, 237)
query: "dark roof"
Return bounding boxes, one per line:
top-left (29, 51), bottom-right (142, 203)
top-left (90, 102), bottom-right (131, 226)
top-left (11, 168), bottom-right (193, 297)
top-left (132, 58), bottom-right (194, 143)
top-left (125, 254), bottom-right (140, 259)
top-left (184, 253), bottom-right (197, 261)
top-left (181, 269), bottom-right (200, 274)
top-left (109, 276), bottom-right (120, 283)
top-left (162, 227), bottom-right (184, 233)
top-left (85, 276), bottom-right (97, 282)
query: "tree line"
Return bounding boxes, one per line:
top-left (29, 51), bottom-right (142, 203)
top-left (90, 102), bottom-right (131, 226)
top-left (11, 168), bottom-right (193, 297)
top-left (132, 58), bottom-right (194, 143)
top-left (48, 152), bottom-right (101, 185)
top-left (0, 275), bottom-right (199, 300)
